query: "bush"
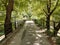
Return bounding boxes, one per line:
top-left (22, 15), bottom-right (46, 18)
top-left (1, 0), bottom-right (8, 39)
top-left (34, 19), bottom-right (46, 28)
top-left (56, 37), bottom-right (60, 45)
top-left (46, 30), bottom-right (54, 37)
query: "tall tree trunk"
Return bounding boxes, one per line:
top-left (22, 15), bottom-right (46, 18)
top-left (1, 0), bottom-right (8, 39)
top-left (4, 0), bottom-right (14, 37)
top-left (46, 15), bottom-right (50, 31)
top-left (43, 0), bottom-right (58, 32)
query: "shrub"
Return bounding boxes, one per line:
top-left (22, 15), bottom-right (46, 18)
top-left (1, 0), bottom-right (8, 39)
top-left (56, 37), bottom-right (60, 45)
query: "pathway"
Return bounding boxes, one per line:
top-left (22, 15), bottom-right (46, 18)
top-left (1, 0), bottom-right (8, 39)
top-left (21, 21), bottom-right (51, 45)
top-left (4, 21), bottom-right (51, 45)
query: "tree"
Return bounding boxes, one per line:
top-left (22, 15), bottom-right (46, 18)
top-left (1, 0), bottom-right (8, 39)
top-left (4, 0), bottom-right (14, 37)
top-left (43, 0), bottom-right (59, 31)
top-left (53, 21), bottom-right (60, 36)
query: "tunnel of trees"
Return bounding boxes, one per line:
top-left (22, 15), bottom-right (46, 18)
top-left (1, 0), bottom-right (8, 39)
top-left (0, 0), bottom-right (60, 45)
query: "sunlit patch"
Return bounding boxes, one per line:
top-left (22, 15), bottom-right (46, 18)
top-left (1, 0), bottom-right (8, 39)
top-left (35, 30), bottom-right (46, 33)
top-left (33, 42), bottom-right (40, 45)
top-left (26, 42), bottom-right (31, 44)
top-left (57, 33), bottom-right (60, 36)
top-left (36, 34), bottom-right (42, 37)
top-left (0, 35), bottom-right (5, 41)
top-left (25, 21), bottom-right (34, 24)
top-left (36, 37), bottom-right (39, 39)
top-left (35, 31), bottom-right (41, 33)
top-left (57, 30), bottom-right (60, 36)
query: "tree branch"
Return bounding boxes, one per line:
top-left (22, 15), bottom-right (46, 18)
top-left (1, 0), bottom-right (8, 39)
top-left (50, 0), bottom-right (59, 15)
top-left (47, 0), bottom-right (51, 13)
top-left (43, 9), bottom-right (48, 15)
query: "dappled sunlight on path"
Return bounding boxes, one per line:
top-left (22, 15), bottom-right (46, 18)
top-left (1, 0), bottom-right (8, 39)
top-left (21, 20), bottom-right (51, 45)
top-left (4, 20), bottom-right (51, 45)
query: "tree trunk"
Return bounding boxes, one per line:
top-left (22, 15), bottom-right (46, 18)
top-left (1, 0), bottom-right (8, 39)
top-left (4, 0), bottom-right (14, 37)
top-left (46, 15), bottom-right (50, 31)
top-left (53, 22), bottom-right (60, 36)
